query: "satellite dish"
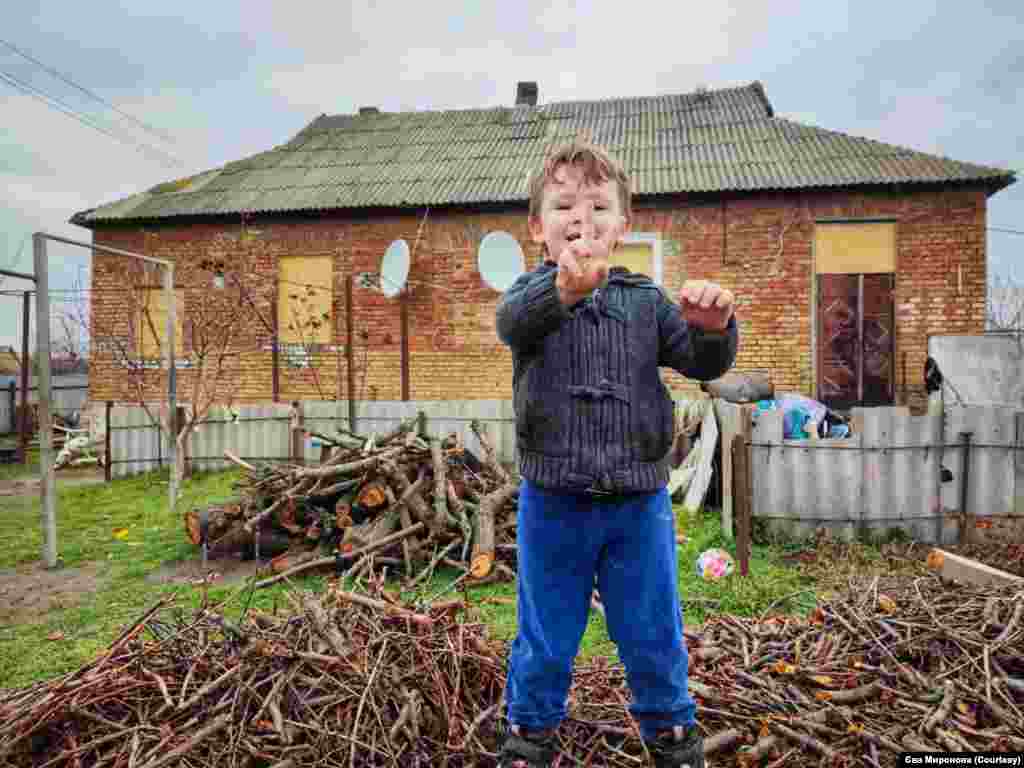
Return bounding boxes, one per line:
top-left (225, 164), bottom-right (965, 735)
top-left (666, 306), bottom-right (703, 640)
top-left (478, 231), bottom-right (525, 292)
top-left (380, 239), bottom-right (410, 298)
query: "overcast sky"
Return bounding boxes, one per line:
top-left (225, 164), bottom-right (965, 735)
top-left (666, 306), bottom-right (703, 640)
top-left (1, 0), bottom-right (1021, 353)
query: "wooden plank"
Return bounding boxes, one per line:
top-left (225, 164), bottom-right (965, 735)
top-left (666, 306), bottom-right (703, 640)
top-left (712, 399), bottom-right (738, 539)
top-left (926, 548), bottom-right (1024, 588)
top-left (732, 434), bottom-right (751, 577)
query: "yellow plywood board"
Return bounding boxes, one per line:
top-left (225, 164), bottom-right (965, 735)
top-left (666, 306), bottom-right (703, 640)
top-left (611, 242), bottom-right (653, 276)
top-left (815, 222), bottom-right (896, 274)
top-left (139, 288), bottom-right (184, 358)
top-left (278, 256), bottom-right (333, 344)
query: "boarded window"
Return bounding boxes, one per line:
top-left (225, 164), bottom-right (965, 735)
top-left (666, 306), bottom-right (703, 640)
top-left (138, 288), bottom-right (185, 358)
top-left (817, 273), bottom-right (894, 408)
top-left (277, 256), bottom-right (333, 345)
top-left (815, 222), bottom-right (896, 274)
top-left (611, 241), bottom-right (654, 277)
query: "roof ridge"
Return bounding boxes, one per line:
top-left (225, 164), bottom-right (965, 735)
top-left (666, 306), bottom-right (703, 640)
top-left (312, 81), bottom-right (769, 121)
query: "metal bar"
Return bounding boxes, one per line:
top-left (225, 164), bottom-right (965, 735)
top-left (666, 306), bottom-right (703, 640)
top-left (107, 455), bottom-right (295, 465)
top-left (0, 267), bottom-right (36, 282)
top-left (34, 234), bottom-right (57, 568)
top-left (18, 385), bottom-right (90, 392)
top-left (164, 265), bottom-right (177, 507)
top-left (18, 291), bottom-right (30, 463)
top-left (37, 233), bottom-right (171, 267)
top-left (346, 274), bottom-right (356, 431)
top-left (747, 442), bottom-right (1015, 451)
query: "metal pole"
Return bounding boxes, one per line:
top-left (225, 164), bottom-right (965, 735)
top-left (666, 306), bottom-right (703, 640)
top-left (164, 265), bottom-right (177, 508)
top-left (34, 234), bottom-right (57, 568)
top-left (18, 291), bottom-right (30, 463)
top-left (0, 267), bottom-right (36, 281)
top-left (37, 233), bottom-right (171, 267)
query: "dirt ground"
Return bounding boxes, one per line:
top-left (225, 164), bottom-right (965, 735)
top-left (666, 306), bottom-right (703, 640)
top-left (0, 561), bottom-right (108, 626)
top-left (0, 555), bottom-right (267, 630)
top-left (145, 555), bottom-right (271, 587)
top-left (0, 467), bottom-right (105, 497)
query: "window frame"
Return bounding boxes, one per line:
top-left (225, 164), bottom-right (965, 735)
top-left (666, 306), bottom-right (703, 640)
top-left (619, 232), bottom-right (663, 285)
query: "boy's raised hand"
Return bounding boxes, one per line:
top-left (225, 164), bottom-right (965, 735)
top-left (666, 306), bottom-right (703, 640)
top-left (556, 240), bottom-right (609, 307)
top-left (679, 279), bottom-right (735, 331)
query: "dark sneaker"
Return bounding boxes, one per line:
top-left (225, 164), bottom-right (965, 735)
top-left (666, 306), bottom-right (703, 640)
top-left (497, 725), bottom-right (557, 768)
top-left (645, 725), bottom-right (705, 768)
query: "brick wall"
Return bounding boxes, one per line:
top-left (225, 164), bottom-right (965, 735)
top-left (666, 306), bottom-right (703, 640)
top-left (87, 185), bottom-right (987, 411)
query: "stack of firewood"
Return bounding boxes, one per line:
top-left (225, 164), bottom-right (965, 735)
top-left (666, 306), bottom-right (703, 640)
top-left (185, 415), bottom-right (520, 587)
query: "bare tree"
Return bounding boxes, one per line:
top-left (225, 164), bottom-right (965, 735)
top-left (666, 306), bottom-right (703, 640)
top-left (987, 273), bottom-right (1024, 333)
top-left (54, 267), bottom-right (90, 366)
top-left (89, 253), bottom-right (275, 501)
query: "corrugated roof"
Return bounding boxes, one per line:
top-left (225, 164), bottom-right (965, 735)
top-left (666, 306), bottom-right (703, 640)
top-left (72, 81), bottom-right (1015, 226)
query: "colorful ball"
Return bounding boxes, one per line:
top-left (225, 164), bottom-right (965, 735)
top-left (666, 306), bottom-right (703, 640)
top-left (695, 548), bottom-right (735, 580)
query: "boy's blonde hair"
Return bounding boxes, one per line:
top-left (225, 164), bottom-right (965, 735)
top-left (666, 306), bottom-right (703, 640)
top-left (527, 137), bottom-right (632, 222)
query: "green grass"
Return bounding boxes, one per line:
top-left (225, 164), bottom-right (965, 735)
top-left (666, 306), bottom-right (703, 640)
top-left (0, 468), bottom-right (816, 689)
top-left (0, 446), bottom-right (39, 483)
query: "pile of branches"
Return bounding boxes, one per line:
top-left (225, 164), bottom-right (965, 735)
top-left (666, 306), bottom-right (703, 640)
top-left (0, 576), bottom-right (1022, 766)
top-left (672, 575), bottom-right (1024, 766)
top-left (187, 416), bottom-right (520, 587)
top-left (0, 583), bottom-right (504, 768)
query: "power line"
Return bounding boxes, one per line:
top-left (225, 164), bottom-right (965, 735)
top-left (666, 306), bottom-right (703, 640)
top-left (0, 38), bottom-right (177, 146)
top-left (989, 227), bottom-right (1024, 236)
top-left (0, 68), bottom-right (181, 167)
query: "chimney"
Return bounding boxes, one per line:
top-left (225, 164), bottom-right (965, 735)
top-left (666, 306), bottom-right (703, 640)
top-left (515, 81), bottom-right (538, 107)
top-left (359, 106), bottom-right (379, 115)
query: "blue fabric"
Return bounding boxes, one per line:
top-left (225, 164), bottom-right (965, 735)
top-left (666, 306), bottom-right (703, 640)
top-left (505, 479), bottom-right (696, 741)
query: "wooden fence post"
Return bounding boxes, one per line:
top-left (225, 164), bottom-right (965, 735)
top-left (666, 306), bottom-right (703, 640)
top-left (958, 431), bottom-right (973, 547)
top-left (732, 433), bottom-right (751, 577)
top-left (104, 401), bottom-right (112, 482)
top-left (175, 406), bottom-right (191, 479)
top-left (6, 381), bottom-right (13, 433)
top-left (290, 401), bottom-right (305, 465)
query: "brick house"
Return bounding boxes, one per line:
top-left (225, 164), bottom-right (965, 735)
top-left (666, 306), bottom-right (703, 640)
top-left (73, 81), bottom-right (1015, 412)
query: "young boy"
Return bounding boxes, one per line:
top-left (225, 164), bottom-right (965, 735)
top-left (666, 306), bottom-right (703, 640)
top-left (494, 139), bottom-right (738, 768)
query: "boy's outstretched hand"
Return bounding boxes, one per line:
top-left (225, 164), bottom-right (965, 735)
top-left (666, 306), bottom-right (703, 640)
top-left (556, 241), bottom-right (609, 307)
top-left (679, 279), bottom-right (734, 331)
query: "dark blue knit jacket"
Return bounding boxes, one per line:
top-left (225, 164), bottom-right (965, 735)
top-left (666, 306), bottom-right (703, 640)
top-left (496, 263), bottom-right (738, 495)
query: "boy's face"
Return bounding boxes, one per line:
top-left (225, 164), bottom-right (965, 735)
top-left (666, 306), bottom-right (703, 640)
top-left (529, 162), bottom-right (630, 269)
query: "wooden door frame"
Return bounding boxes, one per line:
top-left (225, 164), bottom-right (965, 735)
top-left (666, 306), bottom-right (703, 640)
top-left (810, 216), bottom-right (899, 403)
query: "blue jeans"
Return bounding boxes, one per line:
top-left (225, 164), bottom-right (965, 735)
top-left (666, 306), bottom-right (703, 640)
top-left (505, 479), bottom-right (696, 741)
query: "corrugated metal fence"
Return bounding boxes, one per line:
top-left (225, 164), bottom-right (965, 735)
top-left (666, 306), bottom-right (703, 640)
top-left (0, 375), bottom-right (89, 433)
top-left (108, 400), bottom-right (517, 479)
top-left (731, 402), bottom-right (1024, 546)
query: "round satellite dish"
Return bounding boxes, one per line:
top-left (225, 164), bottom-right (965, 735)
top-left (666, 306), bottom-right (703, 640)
top-left (478, 231), bottom-right (525, 292)
top-left (380, 239), bottom-right (410, 298)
